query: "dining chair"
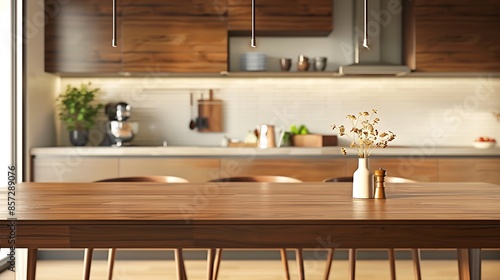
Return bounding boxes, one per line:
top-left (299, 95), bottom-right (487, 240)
top-left (85, 176), bottom-right (189, 280)
top-left (208, 175), bottom-right (304, 280)
top-left (322, 176), bottom-right (422, 280)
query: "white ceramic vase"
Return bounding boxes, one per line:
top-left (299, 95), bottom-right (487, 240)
top-left (352, 158), bottom-right (373, 198)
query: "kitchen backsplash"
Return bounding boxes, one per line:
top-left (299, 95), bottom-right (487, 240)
top-left (59, 76), bottom-right (500, 148)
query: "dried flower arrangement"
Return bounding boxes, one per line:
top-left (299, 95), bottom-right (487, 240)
top-left (331, 109), bottom-right (396, 158)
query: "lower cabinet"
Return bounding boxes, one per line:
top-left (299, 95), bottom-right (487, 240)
top-left (220, 158), bottom-right (346, 182)
top-left (438, 158), bottom-right (500, 185)
top-left (32, 155), bottom-right (500, 184)
top-left (346, 158), bottom-right (439, 182)
top-left (32, 157), bottom-right (119, 182)
top-left (119, 157), bottom-right (220, 183)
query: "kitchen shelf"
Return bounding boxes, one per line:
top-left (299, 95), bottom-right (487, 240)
top-left (221, 71), bottom-right (342, 78)
top-left (54, 71), bottom-right (500, 78)
top-left (57, 71), bottom-right (343, 78)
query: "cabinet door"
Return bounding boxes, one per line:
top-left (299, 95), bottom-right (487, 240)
top-left (439, 158), bottom-right (500, 185)
top-left (33, 157), bottom-right (119, 182)
top-left (410, 0), bottom-right (500, 72)
top-left (346, 157), bottom-right (439, 182)
top-left (219, 158), bottom-right (346, 182)
top-left (227, 0), bottom-right (333, 36)
top-left (121, 0), bottom-right (228, 73)
top-left (119, 158), bottom-right (220, 183)
top-left (44, 0), bottom-right (122, 73)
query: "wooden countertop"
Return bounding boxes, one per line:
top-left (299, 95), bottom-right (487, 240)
top-left (2, 182), bottom-right (500, 249)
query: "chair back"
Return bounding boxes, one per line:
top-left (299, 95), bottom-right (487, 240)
top-left (96, 176), bottom-right (189, 183)
top-left (322, 176), bottom-right (416, 183)
top-left (322, 176), bottom-right (353, 183)
top-left (210, 175), bottom-right (302, 183)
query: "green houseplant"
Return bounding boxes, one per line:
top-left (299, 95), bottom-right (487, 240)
top-left (56, 82), bottom-right (103, 146)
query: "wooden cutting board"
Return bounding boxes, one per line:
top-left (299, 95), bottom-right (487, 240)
top-left (198, 90), bottom-right (223, 132)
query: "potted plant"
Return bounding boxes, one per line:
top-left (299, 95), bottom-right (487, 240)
top-left (56, 82), bottom-right (103, 146)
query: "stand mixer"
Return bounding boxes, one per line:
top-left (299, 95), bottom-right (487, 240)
top-left (102, 102), bottom-right (138, 146)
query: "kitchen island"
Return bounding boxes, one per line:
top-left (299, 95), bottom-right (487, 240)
top-left (3, 181), bottom-right (499, 280)
top-left (31, 146), bottom-right (500, 184)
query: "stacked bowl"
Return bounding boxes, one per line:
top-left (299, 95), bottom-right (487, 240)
top-left (240, 52), bottom-right (267, 71)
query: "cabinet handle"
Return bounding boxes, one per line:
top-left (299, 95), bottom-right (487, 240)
top-left (251, 0), bottom-right (256, 47)
top-left (362, 0), bottom-right (369, 49)
top-left (112, 0), bottom-right (117, 47)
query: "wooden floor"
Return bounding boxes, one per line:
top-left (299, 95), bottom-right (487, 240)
top-left (2, 259), bottom-right (499, 280)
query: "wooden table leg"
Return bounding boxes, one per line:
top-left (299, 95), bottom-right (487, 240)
top-left (214, 249), bottom-right (222, 280)
top-left (83, 248), bottom-right (93, 280)
top-left (27, 249), bottom-right (37, 280)
top-left (323, 249), bottom-right (334, 280)
top-left (296, 249), bottom-right (305, 280)
top-left (107, 248), bottom-right (116, 280)
top-left (175, 248), bottom-right (185, 280)
top-left (280, 249), bottom-right (290, 280)
top-left (411, 249), bottom-right (422, 280)
top-left (388, 249), bottom-right (396, 280)
top-left (468, 249), bottom-right (481, 280)
top-left (207, 248), bottom-right (216, 280)
top-left (457, 249), bottom-right (471, 280)
top-left (348, 249), bottom-right (356, 280)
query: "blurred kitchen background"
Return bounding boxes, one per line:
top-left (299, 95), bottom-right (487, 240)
top-left (24, 0), bottom-right (500, 151)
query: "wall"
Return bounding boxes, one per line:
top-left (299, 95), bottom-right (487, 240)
top-left (59, 76), bottom-right (500, 148)
top-left (25, 0), bottom-right (59, 180)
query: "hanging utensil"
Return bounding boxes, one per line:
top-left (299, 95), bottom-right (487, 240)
top-left (189, 93), bottom-right (196, 130)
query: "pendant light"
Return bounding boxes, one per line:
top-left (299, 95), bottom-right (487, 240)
top-left (251, 0), bottom-right (256, 47)
top-left (362, 0), bottom-right (369, 49)
top-left (112, 0), bottom-right (117, 47)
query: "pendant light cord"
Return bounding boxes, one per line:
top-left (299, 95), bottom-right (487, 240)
top-left (251, 0), bottom-right (256, 47)
top-left (363, 0), bottom-right (369, 49)
top-left (112, 0), bottom-right (117, 47)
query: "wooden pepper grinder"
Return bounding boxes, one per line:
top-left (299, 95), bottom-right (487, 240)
top-left (374, 168), bottom-right (387, 199)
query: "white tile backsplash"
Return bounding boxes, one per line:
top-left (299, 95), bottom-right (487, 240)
top-left (60, 76), bottom-right (500, 147)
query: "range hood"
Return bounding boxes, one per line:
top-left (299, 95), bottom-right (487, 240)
top-left (339, 0), bottom-right (411, 76)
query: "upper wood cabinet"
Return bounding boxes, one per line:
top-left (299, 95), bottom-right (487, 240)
top-left (120, 0), bottom-right (228, 73)
top-left (45, 0), bottom-right (228, 74)
top-left (44, 0), bottom-right (122, 73)
top-left (405, 0), bottom-right (500, 72)
top-left (227, 0), bottom-right (333, 36)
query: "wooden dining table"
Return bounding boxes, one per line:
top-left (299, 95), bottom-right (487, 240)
top-left (1, 181), bottom-right (500, 280)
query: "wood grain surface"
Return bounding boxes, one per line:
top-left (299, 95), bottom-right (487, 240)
top-left (227, 0), bottom-right (333, 36)
top-left (1, 182), bottom-right (500, 249)
top-left (409, 0), bottom-right (500, 72)
top-left (44, 0), bottom-right (122, 73)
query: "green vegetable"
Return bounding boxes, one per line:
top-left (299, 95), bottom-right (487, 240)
top-left (289, 124), bottom-right (310, 135)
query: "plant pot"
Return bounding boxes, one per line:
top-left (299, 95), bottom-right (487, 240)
top-left (69, 129), bottom-right (89, 146)
top-left (352, 158), bottom-right (373, 198)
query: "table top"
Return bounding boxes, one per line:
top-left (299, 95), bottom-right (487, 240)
top-left (2, 182), bottom-right (500, 249)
